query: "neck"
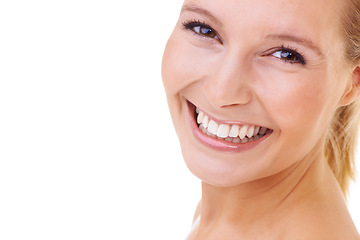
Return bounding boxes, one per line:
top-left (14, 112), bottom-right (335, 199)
top-left (198, 147), bottom-right (329, 237)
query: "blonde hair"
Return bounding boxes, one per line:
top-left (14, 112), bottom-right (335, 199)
top-left (326, 0), bottom-right (360, 196)
top-left (325, 102), bottom-right (360, 195)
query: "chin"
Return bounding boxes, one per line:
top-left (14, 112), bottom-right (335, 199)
top-left (179, 141), bottom-right (265, 187)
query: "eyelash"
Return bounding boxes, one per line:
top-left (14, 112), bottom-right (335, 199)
top-left (181, 20), bottom-right (307, 65)
top-left (271, 45), bottom-right (307, 65)
top-left (182, 19), bottom-right (222, 43)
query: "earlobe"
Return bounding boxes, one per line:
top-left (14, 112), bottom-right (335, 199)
top-left (338, 66), bottom-right (360, 107)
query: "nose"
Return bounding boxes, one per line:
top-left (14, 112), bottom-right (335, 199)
top-left (202, 52), bottom-right (253, 109)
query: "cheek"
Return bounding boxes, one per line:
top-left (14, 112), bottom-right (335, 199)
top-left (162, 32), bottom-right (216, 96)
top-left (162, 36), bottom-right (192, 95)
top-left (259, 69), bottom-right (339, 138)
top-left (161, 32), bottom-right (204, 132)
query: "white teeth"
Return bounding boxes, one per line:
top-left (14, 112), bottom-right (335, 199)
top-left (197, 111), bottom-right (204, 124)
top-left (239, 125), bottom-right (249, 140)
top-left (208, 120), bottom-right (219, 135)
top-left (241, 137), bottom-right (249, 143)
top-left (246, 125), bottom-right (255, 138)
top-left (229, 125), bottom-right (240, 137)
top-left (196, 107), bottom-right (200, 114)
top-left (254, 126), bottom-right (260, 136)
top-left (207, 131), bottom-right (216, 138)
top-left (195, 109), bottom-right (269, 143)
top-left (202, 115), bottom-right (209, 128)
top-left (199, 124), bottom-right (206, 133)
top-left (217, 124), bottom-right (230, 138)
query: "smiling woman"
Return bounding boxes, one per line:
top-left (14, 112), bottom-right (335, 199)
top-left (162, 0), bottom-right (360, 239)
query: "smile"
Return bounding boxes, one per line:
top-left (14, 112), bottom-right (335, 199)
top-left (188, 101), bottom-right (272, 152)
top-left (196, 107), bottom-right (268, 143)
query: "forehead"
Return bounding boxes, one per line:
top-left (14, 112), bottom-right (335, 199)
top-left (183, 0), bottom-right (344, 19)
top-left (182, 0), bottom-right (346, 48)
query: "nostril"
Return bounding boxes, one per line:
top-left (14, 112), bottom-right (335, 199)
top-left (203, 81), bottom-right (253, 108)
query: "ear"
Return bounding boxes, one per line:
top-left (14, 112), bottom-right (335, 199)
top-left (338, 66), bottom-right (360, 107)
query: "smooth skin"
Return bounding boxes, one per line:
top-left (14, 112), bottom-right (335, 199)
top-left (162, 0), bottom-right (360, 239)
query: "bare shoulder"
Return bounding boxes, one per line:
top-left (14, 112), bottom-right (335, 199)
top-left (281, 196), bottom-right (360, 240)
top-left (186, 200), bottom-right (202, 240)
top-left (301, 215), bottom-right (360, 240)
top-left (298, 218), bottom-right (360, 240)
top-left (192, 200), bottom-right (201, 223)
top-left (280, 212), bottom-right (360, 240)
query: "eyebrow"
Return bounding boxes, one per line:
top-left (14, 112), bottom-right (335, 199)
top-left (181, 4), bottom-right (223, 26)
top-left (265, 34), bottom-right (323, 57)
top-left (181, 4), bottom-right (323, 57)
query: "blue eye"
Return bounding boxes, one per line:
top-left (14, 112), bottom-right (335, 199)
top-left (271, 47), bottom-right (306, 65)
top-left (182, 20), bottom-right (221, 42)
top-left (192, 25), bottom-right (217, 38)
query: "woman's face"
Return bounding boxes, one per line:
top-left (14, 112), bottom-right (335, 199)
top-left (162, 0), bottom-right (356, 186)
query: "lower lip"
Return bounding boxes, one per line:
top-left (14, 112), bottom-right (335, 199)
top-left (187, 102), bottom-right (272, 153)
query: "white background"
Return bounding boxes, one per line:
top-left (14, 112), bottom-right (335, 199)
top-left (0, 1), bottom-right (358, 239)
